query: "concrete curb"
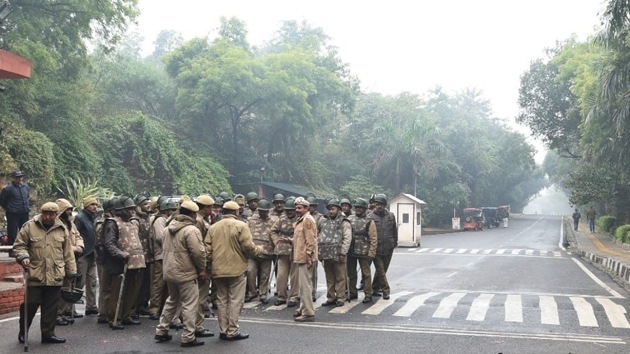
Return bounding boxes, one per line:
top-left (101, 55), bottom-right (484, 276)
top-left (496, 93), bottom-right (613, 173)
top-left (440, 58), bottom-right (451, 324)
top-left (565, 217), bottom-right (630, 291)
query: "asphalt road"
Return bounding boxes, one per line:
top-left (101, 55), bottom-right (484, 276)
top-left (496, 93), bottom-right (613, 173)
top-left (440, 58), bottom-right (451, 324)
top-left (1, 214), bottom-right (629, 353)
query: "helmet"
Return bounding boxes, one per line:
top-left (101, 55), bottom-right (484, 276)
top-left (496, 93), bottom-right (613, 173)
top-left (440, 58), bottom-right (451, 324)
top-left (214, 196), bottom-right (224, 206)
top-left (284, 199), bottom-right (296, 210)
top-left (273, 194), bottom-right (285, 203)
top-left (369, 194), bottom-right (376, 203)
top-left (339, 198), bottom-right (352, 206)
top-left (219, 192), bottom-right (231, 201)
top-left (160, 198), bottom-right (179, 211)
top-left (306, 196), bottom-right (318, 206)
top-left (373, 194), bottom-right (387, 205)
top-left (234, 194), bottom-right (246, 207)
top-left (327, 198), bottom-right (341, 209)
top-left (246, 192), bottom-right (259, 202)
top-left (258, 199), bottom-right (271, 211)
top-left (115, 197), bottom-right (136, 210)
top-left (353, 198), bottom-right (369, 209)
top-left (134, 194), bottom-right (150, 206)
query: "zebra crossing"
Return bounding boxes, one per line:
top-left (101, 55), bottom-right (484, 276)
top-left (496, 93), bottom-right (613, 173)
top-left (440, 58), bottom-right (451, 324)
top-left (243, 290), bottom-right (630, 329)
top-left (405, 248), bottom-right (563, 257)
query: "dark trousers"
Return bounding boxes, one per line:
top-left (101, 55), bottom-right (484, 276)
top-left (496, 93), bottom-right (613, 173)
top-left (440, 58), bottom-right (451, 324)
top-left (109, 268), bottom-right (142, 324)
top-left (19, 286), bottom-right (61, 339)
top-left (7, 211), bottom-right (29, 244)
top-left (373, 252), bottom-right (393, 295)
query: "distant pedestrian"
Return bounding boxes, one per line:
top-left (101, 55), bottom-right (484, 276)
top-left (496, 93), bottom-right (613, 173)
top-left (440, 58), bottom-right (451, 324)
top-left (0, 170), bottom-right (31, 251)
top-left (572, 209), bottom-right (581, 231)
top-left (587, 206), bottom-right (597, 233)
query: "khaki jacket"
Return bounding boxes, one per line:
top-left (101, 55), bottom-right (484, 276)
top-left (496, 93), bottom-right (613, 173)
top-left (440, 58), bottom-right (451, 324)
top-left (163, 214), bottom-right (206, 283)
top-left (13, 215), bottom-right (77, 286)
top-left (206, 214), bottom-right (261, 278)
top-left (151, 214), bottom-right (167, 261)
top-left (293, 212), bottom-right (318, 264)
top-left (59, 214), bottom-right (84, 253)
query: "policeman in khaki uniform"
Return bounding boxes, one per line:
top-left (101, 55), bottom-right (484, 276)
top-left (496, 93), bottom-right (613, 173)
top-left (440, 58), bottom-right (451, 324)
top-left (149, 198), bottom-right (178, 320)
top-left (155, 200), bottom-right (208, 348)
top-left (55, 198), bottom-right (84, 324)
top-left (245, 199), bottom-right (276, 303)
top-left (292, 197), bottom-right (318, 322)
top-left (270, 198), bottom-right (299, 306)
top-left (14, 202), bottom-right (78, 344)
top-left (346, 198), bottom-right (378, 302)
top-left (318, 198), bottom-right (352, 307)
top-left (206, 201), bottom-right (262, 341)
top-left (193, 194), bottom-right (215, 337)
top-left (306, 196), bottom-right (322, 300)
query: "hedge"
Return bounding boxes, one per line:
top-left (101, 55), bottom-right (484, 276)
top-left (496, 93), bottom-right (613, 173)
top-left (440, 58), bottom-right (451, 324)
top-left (614, 224), bottom-right (630, 243)
top-left (597, 216), bottom-right (617, 233)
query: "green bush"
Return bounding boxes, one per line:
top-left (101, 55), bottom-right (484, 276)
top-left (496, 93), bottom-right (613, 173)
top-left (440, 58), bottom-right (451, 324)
top-left (597, 216), bottom-right (617, 232)
top-left (615, 225), bottom-right (630, 242)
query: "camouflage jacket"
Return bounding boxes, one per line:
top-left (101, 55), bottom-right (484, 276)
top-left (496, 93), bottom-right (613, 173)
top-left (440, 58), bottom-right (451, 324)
top-left (271, 213), bottom-right (297, 256)
top-left (104, 216), bottom-right (146, 274)
top-left (247, 213), bottom-right (277, 258)
top-left (317, 214), bottom-right (352, 261)
top-left (347, 214), bottom-right (377, 258)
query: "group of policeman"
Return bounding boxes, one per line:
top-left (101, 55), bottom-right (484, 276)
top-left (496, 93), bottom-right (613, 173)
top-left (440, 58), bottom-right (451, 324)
top-left (11, 189), bottom-right (398, 348)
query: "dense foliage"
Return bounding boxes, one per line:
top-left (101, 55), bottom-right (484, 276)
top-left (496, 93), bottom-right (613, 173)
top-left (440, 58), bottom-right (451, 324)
top-left (0, 5), bottom-right (544, 225)
top-left (519, 0), bottom-right (630, 223)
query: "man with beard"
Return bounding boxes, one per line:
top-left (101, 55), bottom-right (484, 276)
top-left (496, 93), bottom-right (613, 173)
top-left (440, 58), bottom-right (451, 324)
top-left (132, 194), bottom-right (153, 317)
top-left (317, 198), bottom-right (352, 307)
top-left (14, 202), bottom-right (77, 344)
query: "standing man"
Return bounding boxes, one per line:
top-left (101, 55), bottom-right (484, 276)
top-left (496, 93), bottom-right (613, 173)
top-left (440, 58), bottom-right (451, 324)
top-left (318, 198), bottom-right (352, 307)
top-left (306, 196), bottom-right (322, 301)
top-left (242, 192), bottom-right (259, 219)
top-left (371, 194), bottom-right (397, 300)
top-left (75, 195), bottom-right (100, 317)
top-left (347, 198), bottom-right (377, 302)
top-left (154, 200), bottom-right (208, 348)
top-left (206, 201), bottom-right (261, 341)
top-left (245, 199), bottom-right (276, 303)
top-left (340, 198), bottom-right (353, 217)
top-left (271, 198), bottom-right (299, 307)
top-left (132, 194), bottom-right (153, 317)
top-left (149, 198), bottom-right (178, 320)
top-left (13, 202), bottom-right (77, 344)
top-left (95, 198), bottom-right (117, 324)
top-left (572, 208), bottom-right (581, 231)
top-left (587, 206), bottom-right (597, 233)
top-left (193, 194), bottom-right (215, 337)
top-left (104, 197), bottom-right (146, 330)
top-left (293, 197), bottom-right (317, 322)
top-left (271, 194), bottom-right (285, 218)
top-left (0, 170), bottom-right (30, 251)
top-left (55, 199), bottom-right (84, 324)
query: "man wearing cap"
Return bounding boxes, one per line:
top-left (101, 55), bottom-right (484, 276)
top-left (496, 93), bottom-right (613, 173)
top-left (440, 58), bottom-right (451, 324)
top-left (132, 194), bottom-right (153, 317)
top-left (371, 194), bottom-right (397, 300)
top-left (270, 198), bottom-right (299, 307)
top-left (340, 198), bottom-right (354, 217)
top-left (193, 194), bottom-right (215, 337)
top-left (0, 170), bottom-right (31, 250)
top-left (233, 194), bottom-right (248, 222)
top-left (206, 201), bottom-right (261, 341)
top-left (155, 200), bottom-right (208, 348)
top-left (74, 196), bottom-right (100, 317)
top-left (13, 202), bottom-right (77, 344)
top-left (149, 197), bottom-right (177, 320)
top-left (292, 197), bottom-right (318, 322)
top-left (104, 197), bottom-right (146, 329)
top-left (95, 198), bottom-right (117, 324)
top-left (306, 196), bottom-right (322, 301)
top-left (245, 198), bottom-right (276, 303)
top-left (55, 198), bottom-right (84, 324)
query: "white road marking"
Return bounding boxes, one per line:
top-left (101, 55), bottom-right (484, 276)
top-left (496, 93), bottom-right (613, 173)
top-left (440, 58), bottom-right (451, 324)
top-left (329, 298), bottom-right (363, 314)
top-left (444, 248), bottom-right (454, 253)
top-left (362, 291), bottom-right (413, 315)
top-left (430, 248), bottom-right (443, 253)
top-left (571, 258), bottom-right (624, 298)
top-left (433, 292), bottom-right (466, 318)
top-left (595, 298), bottom-right (630, 328)
top-left (570, 297), bottom-right (598, 327)
top-left (239, 318), bottom-right (626, 344)
top-left (553, 251), bottom-right (561, 257)
top-left (416, 248), bottom-right (429, 253)
top-left (496, 249), bottom-right (506, 255)
top-left (505, 294), bottom-right (523, 322)
top-left (456, 249), bottom-right (467, 254)
top-left (243, 301), bottom-right (261, 309)
top-left (511, 249), bottom-right (521, 255)
top-left (393, 292), bottom-right (440, 317)
top-left (540, 250), bottom-right (548, 256)
top-left (483, 249), bottom-right (492, 254)
top-left (470, 249), bottom-right (480, 254)
top-left (559, 217), bottom-right (566, 251)
top-left (525, 250), bottom-right (534, 256)
top-left (466, 293), bottom-right (494, 321)
top-left (539, 296), bottom-right (559, 325)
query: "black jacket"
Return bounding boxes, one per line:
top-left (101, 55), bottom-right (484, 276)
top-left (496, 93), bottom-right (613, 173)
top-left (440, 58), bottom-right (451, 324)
top-left (75, 209), bottom-right (97, 256)
top-left (0, 182), bottom-right (30, 213)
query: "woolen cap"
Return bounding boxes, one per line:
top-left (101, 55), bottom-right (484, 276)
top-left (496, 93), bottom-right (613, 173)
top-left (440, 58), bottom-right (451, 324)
top-left (83, 195), bottom-right (98, 208)
top-left (55, 198), bottom-right (74, 213)
top-left (41, 202), bottom-right (59, 213)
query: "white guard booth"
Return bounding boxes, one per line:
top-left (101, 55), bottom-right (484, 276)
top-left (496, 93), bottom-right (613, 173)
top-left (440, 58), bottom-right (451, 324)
top-left (388, 193), bottom-right (426, 248)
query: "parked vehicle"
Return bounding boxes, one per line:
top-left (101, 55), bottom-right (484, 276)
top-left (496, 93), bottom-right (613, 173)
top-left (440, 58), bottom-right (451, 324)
top-left (482, 207), bottom-right (500, 228)
top-left (463, 208), bottom-right (484, 231)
